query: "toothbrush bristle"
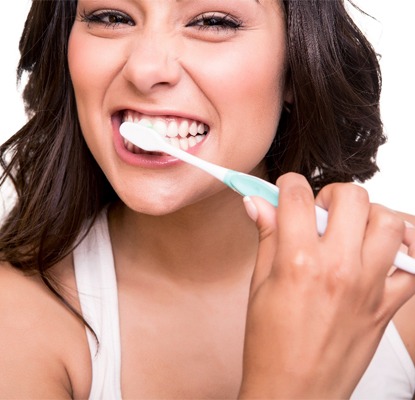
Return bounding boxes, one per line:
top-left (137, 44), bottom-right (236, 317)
top-left (120, 121), bottom-right (174, 155)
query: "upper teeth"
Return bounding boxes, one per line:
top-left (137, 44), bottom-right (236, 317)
top-left (123, 111), bottom-right (208, 139)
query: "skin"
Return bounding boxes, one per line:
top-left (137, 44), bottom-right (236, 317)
top-left (1, 0), bottom-right (415, 398)
top-left (240, 185), bottom-right (415, 398)
top-left (68, 0), bottom-right (289, 215)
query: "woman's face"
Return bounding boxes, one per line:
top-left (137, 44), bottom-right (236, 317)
top-left (68, 0), bottom-right (290, 214)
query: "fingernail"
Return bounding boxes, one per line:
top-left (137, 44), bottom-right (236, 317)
top-left (404, 220), bottom-right (415, 229)
top-left (243, 196), bottom-right (258, 222)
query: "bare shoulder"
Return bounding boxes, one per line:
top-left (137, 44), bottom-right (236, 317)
top-left (0, 258), bottom-right (91, 398)
top-left (393, 212), bottom-right (415, 365)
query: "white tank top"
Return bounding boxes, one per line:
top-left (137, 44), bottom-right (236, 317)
top-left (73, 210), bottom-right (415, 399)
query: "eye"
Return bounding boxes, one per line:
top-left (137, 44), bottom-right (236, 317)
top-left (80, 9), bottom-right (134, 28)
top-left (187, 13), bottom-right (242, 32)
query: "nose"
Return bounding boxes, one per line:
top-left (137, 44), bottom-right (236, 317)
top-left (122, 30), bottom-right (182, 94)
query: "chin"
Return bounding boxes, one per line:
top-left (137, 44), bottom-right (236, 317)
top-left (117, 190), bottom-right (197, 217)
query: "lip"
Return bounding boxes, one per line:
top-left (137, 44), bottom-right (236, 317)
top-left (111, 110), bottom-right (209, 168)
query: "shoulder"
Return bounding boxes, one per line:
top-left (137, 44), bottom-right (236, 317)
top-left (393, 212), bottom-right (415, 366)
top-left (0, 259), bottom-right (91, 398)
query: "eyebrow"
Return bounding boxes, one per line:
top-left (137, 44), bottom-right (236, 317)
top-left (174, 0), bottom-right (263, 8)
top-left (176, 0), bottom-right (261, 3)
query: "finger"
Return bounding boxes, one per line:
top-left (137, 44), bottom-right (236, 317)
top-left (386, 222), bottom-right (415, 309)
top-left (316, 183), bottom-right (370, 260)
top-left (384, 251), bottom-right (415, 318)
top-left (362, 205), bottom-right (405, 279)
top-left (244, 195), bottom-right (279, 295)
top-left (275, 173), bottom-right (319, 248)
top-left (403, 221), bottom-right (415, 254)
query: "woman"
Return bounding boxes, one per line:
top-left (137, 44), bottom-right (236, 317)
top-left (0, 0), bottom-right (414, 398)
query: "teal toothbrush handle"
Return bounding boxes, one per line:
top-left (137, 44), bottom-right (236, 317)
top-left (224, 170), bottom-right (327, 234)
top-left (224, 170), bottom-right (280, 206)
top-left (223, 171), bottom-right (328, 231)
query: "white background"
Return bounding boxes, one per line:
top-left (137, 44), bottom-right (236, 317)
top-left (0, 1), bottom-right (414, 213)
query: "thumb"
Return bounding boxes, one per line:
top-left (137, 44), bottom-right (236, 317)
top-left (243, 196), bottom-right (279, 295)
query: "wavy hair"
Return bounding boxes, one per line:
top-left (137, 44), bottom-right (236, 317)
top-left (266, 0), bottom-right (384, 188)
top-left (0, 0), bottom-right (384, 309)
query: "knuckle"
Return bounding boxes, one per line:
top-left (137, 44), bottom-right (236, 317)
top-left (277, 172), bottom-right (310, 189)
top-left (332, 261), bottom-right (360, 287)
top-left (283, 249), bottom-right (322, 278)
top-left (277, 173), bottom-right (314, 207)
top-left (318, 183), bottom-right (370, 213)
top-left (289, 250), bottom-right (316, 269)
top-left (258, 223), bottom-right (276, 242)
top-left (372, 206), bottom-right (404, 235)
top-left (279, 181), bottom-right (314, 208)
top-left (334, 183), bottom-right (370, 205)
top-left (347, 184), bottom-right (370, 205)
top-left (286, 185), bottom-right (314, 205)
top-left (278, 247), bottom-right (364, 297)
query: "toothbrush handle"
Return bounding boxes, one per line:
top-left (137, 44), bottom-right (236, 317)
top-left (224, 170), bottom-right (280, 206)
top-left (224, 170), bottom-right (415, 274)
top-left (224, 170), bottom-right (327, 233)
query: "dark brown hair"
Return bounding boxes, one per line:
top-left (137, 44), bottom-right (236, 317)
top-left (267, 0), bottom-right (384, 188)
top-left (0, 0), bottom-right (384, 299)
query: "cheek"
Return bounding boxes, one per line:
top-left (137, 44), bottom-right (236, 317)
top-left (184, 38), bottom-right (286, 158)
top-left (68, 29), bottom-right (123, 114)
top-left (67, 30), bottom-right (121, 166)
top-left (186, 36), bottom-right (286, 123)
top-left (68, 28), bottom-right (127, 158)
top-left (193, 35), bottom-right (286, 173)
top-left (68, 32), bottom-right (95, 105)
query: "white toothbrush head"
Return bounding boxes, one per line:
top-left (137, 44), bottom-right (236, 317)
top-left (120, 121), bottom-right (168, 152)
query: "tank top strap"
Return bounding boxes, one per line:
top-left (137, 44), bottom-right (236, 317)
top-left (351, 320), bottom-right (415, 398)
top-left (73, 209), bottom-right (122, 400)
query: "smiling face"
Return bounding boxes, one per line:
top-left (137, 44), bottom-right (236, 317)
top-left (68, 0), bottom-right (290, 215)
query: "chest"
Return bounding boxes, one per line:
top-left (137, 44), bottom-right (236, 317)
top-left (117, 279), bottom-right (248, 399)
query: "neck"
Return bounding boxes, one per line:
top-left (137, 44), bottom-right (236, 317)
top-left (109, 189), bottom-right (258, 286)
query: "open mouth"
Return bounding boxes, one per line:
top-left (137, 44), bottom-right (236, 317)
top-left (121, 110), bottom-right (209, 154)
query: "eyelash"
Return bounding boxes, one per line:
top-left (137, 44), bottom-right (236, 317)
top-left (79, 10), bottom-right (242, 32)
top-left (187, 13), bottom-right (242, 32)
top-left (80, 10), bottom-right (134, 28)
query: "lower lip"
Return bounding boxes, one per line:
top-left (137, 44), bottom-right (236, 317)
top-left (112, 115), bottom-right (207, 168)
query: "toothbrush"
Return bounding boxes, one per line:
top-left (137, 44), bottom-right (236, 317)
top-left (120, 121), bottom-right (415, 274)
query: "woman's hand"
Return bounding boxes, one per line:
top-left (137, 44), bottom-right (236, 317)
top-left (239, 173), bottom-right (415, 399)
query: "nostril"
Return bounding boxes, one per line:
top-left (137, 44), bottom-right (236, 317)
top-left (121, 44), bottom-right (182, 94)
